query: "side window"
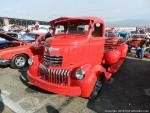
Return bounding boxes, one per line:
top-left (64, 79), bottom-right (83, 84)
top-left (92, 23), bottom-right (103, 37)
top-left (55, 25), bottom-right (65, 34)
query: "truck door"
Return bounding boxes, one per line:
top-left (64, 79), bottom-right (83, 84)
top-left (89, 23), bottom-right (105, 64)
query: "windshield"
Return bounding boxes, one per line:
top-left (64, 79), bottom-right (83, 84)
top-left (19, 33), bottom-right (39, 42)
top-left (54, 20), bottom-right (90, 35)
top-left (0, 36), bottom-right (10, 44)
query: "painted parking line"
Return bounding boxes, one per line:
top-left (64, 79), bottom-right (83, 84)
top-left (1, 90), bottom-right (74, 113)
top-left (1, 90), bottom-right (55, 113)
top-left (1, 90), bottom-right (26, 113)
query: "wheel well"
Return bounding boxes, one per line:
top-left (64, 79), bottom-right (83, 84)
top-left (22, 54), bottom-right (30, 59)
top-left (15, 54), bottom-right (29, 59)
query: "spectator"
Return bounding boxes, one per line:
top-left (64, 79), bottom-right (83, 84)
top-left (45, 27), bottom-right (53, 39)
top-left (137, 45), bottom-right (145, 59)
top-left (3, 26), bottom-right (8, 31)
top-left (136, 39), bottom-right (150, 59)
top-left (25, 29), bottom-right (30, 33)
top-left (119, 31), bottom-right (129, 41)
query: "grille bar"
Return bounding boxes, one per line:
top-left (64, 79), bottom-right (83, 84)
top-left (44, 55), bottom-right (63, 66)
top-left (39, 64), bottom-right (70, 86)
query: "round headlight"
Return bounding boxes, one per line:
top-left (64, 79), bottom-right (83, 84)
top-left (75, 70), bottom-right (85, 80)
top-left (28, 58), bottom-right (33, 65)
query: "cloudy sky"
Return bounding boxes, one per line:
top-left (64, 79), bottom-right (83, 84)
top-left (0, 0), bottom-right (150, 21)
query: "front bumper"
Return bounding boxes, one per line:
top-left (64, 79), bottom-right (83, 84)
top-left (0, 60), bottom-right (10, 66)
top-left (28, 71), bottom-right (81, 96)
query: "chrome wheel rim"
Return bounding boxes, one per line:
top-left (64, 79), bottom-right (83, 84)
top-left (15, 56), bottom-right (26, 67)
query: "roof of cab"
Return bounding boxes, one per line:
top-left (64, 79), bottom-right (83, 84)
top-left (48, 17), bottom-right (104, 24)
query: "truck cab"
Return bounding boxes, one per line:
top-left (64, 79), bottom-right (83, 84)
top-left (27, 17), bottom-right (128, 99)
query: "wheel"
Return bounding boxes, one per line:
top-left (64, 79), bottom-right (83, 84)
top-left (10, 54), bottom-right (27, 69)
top-left (90, 77), bottom-right (103, 100)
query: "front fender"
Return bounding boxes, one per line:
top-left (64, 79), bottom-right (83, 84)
top-left (71, 64), bottom-right (107, 98)
top-left (0, 46), bottom-right (33, 60)
top-left (28, 55), bottom-right (40, 77)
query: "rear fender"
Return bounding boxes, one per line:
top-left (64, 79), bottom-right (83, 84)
top-left (120, 43), bottom-right (128, 58)
top-left (116, 43), bottom-right (128, 58)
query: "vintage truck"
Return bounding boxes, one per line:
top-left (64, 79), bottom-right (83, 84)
top-left (0, 33), bottom-right (45, 69)
top-left (27, 17), bottom-right (128, 99)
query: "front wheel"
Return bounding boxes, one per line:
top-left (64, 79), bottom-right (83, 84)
top-left (10, 55), bottom-right (28, 69)
top-left (90, 77), bottom-right (103, 100)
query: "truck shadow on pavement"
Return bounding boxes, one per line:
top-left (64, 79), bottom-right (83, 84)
top-left (0, 90), bottom-right (4, 113)
top-left (87, 58), bottom-right (150, 113)
top-left (18, 67), bottom-right (53, 95)
top-left (46, 105), bottom-right (59, 113)
top-left (0, 65), bottom-right (9, 69)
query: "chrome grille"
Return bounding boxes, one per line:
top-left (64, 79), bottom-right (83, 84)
top-left (44, 55), bottom-right (63, 66)
top-left (39, 64), bottom-right (70, 86)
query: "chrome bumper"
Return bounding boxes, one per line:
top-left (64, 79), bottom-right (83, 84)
top-left (0, 60), bottom-right (10, 66)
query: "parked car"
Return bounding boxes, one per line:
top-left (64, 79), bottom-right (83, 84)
top-left (19, 33), bottom-right (41, 42)
top-left (8, 29), bottom-right (23, 33)
top-left (5, 32), bottom-right (23, 39)
top-left (0, 33), bottom-right (45, 69)
top-left (0, 29), bottom-right (4, 32)
top-left (27, 17), bottom-right (128, 99)
top-left (127, 34), bottom-right (150, 53)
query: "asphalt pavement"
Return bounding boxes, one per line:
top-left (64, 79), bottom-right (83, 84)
top-left (0, 57), bottom-right (150, 113)
top-left (87, 57), bottom-right (150, 113)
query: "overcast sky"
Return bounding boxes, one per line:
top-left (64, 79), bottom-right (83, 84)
top-left (0, 0), bottom-right (150, 21)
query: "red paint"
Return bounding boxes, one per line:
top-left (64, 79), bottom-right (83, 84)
top-left (28, 17), bottom-right (128, 98)
top-left (0, 33), bottom-right (45, 64)
top-left (127, 34), bottom-right (149, 48)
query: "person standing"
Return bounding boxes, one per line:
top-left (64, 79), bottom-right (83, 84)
top-left (136, 40), bottom-right (146, 59)
top-left (45, 27), bottom-right (54, 39)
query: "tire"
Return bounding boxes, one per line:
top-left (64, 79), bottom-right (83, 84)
top-left (90, 77), bottom-right (103, 100)
top-left (10, 54), bottom-right (28, 69)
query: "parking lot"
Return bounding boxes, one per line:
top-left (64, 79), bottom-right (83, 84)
top-left (0, 57), bottom-right (150, 113)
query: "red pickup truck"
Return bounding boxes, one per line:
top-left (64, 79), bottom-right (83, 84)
top-left (0, 33), bottom-right (45, 69)
top-left (27, 17), bottom-right (128, 99)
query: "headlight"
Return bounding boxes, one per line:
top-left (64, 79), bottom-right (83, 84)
top-left (28, 58), bottom-right (33, 65)
top-left (75, 70), bottom-right (85, 80)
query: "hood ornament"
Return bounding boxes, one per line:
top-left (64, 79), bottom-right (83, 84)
top-left (45, 47), bottom-right (60, 53)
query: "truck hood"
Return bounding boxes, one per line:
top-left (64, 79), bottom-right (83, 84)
top-left (46, 34), bottom-right (89, 46)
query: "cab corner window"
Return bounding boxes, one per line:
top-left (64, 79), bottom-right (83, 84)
top-left (92, 23), bottom-right (103, 37)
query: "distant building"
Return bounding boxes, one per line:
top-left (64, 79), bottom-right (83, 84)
top-left (106, 27), bottom-right (136, 32)
top-left (0, 17), bottom-right (47, 27)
